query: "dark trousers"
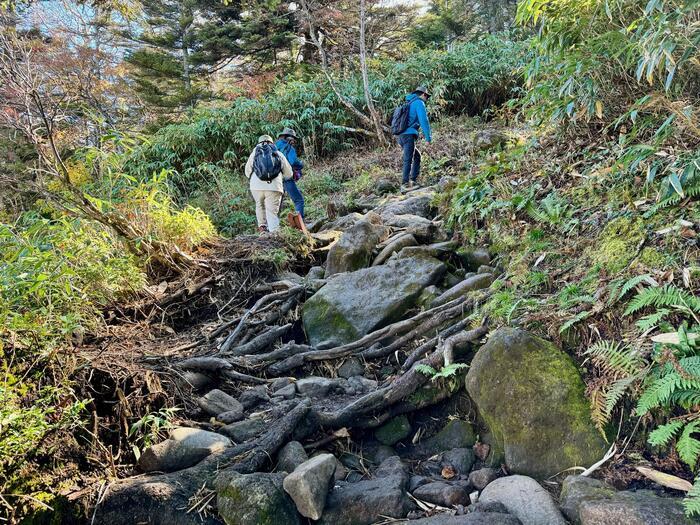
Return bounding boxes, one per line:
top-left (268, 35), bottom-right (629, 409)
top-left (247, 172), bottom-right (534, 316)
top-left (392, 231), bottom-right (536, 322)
top-left (283, 179), bottom-right (305, 218)
top-left (398, 134), bottom-right (421, 184)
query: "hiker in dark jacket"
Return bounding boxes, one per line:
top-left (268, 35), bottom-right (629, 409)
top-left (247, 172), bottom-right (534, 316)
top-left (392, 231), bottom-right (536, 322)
top-left (398, 85), bottom-right (432, 192)
top-left (276, 128), bottom-right (305, 218)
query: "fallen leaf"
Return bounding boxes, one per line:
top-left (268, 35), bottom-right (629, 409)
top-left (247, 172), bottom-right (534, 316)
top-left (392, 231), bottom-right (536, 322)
top-left (636, 466), bottom-right (692, 492)
top-left (473, 442), bottom-right (490, 461)
top-left (441, 465), bottom-right (457, 479)
top-left (650, 332), bottom-right (698, 345)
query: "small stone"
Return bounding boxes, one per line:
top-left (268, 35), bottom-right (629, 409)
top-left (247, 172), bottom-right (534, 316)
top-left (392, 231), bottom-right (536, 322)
top-left (480, 475), bottom-right (567, 525)
top-left (439, 448), bottom-right (475, 475)
top-left (458, 247), bottom-right (491, 270)
top-left (338, 357), bottom-right (365, 379)
top-left (348, 376), bottom-right (378, 393)
top-left (409, 475), bottom-right (431, 492)
top-left (216, 410), bottom-right (245, 424)
top-left (307, 265), bottom-right (326, 280)
top-left (333, 457), bottom-right (348, 482)
top-left (180, 371), bottom-right (213, 391)
top-left (197, 389), bottom-right (244, 418)
top-left (296, 376), bottom-right (335, 398)
top-left (370, 445), bottom-right (398, 466)
top-left (271, 377), bottom-right (293, 392)
top-left (468, 468), bottom-right (499, 490)
top-left (277, 441), bottom-right (309, 473)
top-left (283, 454), bottom-right (337, 520)
top-left (374, 456), bottom-right (409, 479)
top-left (274, 383), bottom-right (297, 400)
top-left (138, 428), bottom-right (231, 473)
top-left (238, 385), bottom-right (269, 410)
top-left (375, 415), bottom-right (412, 446)
top-left (413, 481), bottom-right (470, 507)
top-left (219, 418), bottom-right (266, 442)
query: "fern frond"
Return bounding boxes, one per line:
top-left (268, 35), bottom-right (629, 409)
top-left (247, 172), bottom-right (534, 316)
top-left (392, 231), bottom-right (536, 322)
top-left (625, 285), bottom-right (700, 316)
top-left (648, 420), bottom-right (685, 447)
top-left (684, 478), bottom-right (700, 516)
top-left (677, 421), bottom-right (700, 470)
top-left (559, 310), bottom-right (591, 334)
top-left (416, 365), bottom-right (437, 377)
top-left (609, 274), bottom-right (655, 305)
top-left (584, 340), bottom-right (645, 377)
top-left (637, 373), bottom-right (700, 414)
top-left (670, 390), bottom-right (700, 409)
top-left (635, 308), bottom-right (671, 331)
top-left (604, 374), bottom-right (639, 419)
top-left (589, 386), bottom-right (609, 439)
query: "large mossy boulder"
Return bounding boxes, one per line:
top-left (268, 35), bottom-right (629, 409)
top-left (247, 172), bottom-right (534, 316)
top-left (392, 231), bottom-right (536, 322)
top-left (304, 254), bottom-right (446, 348)
top-left (465, 328), bottom-right (607, 479)
top-left (325, 213), bottom-right (388, 277)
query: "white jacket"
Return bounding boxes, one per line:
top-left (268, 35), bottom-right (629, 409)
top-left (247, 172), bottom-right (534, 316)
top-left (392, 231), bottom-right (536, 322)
top-left (245, 146), bottom-right (292, 193)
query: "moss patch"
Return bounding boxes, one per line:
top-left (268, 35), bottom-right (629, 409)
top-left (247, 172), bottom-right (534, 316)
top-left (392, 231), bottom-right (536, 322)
top-left (591, 216), bottom-right (645, 273)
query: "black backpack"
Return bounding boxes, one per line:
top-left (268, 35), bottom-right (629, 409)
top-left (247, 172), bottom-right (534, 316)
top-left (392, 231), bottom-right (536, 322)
top-left (390, 100), bottom-right (412, 135)
top-left (253, 143), bottom-right (283, 182)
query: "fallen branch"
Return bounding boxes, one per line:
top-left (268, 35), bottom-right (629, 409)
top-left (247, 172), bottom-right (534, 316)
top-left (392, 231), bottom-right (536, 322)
top-left (177, 356), bottom-right (268, 385)
top-left (220, 323), bottom-right (292, 357)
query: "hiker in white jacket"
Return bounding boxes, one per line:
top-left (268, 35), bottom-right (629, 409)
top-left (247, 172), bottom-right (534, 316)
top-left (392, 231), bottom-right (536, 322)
top-left (245, 135), bottom-right (293, 233)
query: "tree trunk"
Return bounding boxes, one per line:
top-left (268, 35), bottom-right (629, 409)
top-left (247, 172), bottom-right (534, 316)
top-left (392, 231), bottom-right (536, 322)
top-left (359, 0), bottom-right (386, 143)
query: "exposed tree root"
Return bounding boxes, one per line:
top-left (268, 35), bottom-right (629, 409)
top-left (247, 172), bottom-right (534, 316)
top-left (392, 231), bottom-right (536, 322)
top-left (93, 400), bottom-right (310, 525)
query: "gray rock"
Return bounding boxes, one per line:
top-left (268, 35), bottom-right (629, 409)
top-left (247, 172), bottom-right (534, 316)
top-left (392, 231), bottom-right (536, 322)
top-left (477, 264), bottom-right (498, 274)
top-left (377, 193), bottom-right (435, 219)
top-left (333, 456), bottom-right (348, 482)
top-left (318, 459), bottom-right (412, 525)
top-left (469, 501), bottom-right (510, 514)
top-left (417, 285), bottom-right (440, 307)
top-left (180, 371), bottom-right (213, 391)
top-left (375, 415), bottom-right (412, 446)
top-left (370, 445), bottom-right (398, 466)
top-left (412, 420), bottom-right (477, 457)
top-left (439, 448), bottom-right (475, 475)
top-left (338, 357), bottom-right (365, 378)
top-left (216, 471), bottom-right (300, 525)
top-left (373, 233), bottom-right (419, 266)
top-left (376, 178), bottom-right (399, 195)
top-left (413, 481), bottom-right (470, 507)
top-left (304, 254), bottom-right (446, 348)
top-left (307, 265), bottom-right (326, 280)
top-left (458, 247), bottom-right (491, 270)
top-left (325, 213), bottom-right (389, 277)
top-left (348, 375), bottom-right (378, 393)
top-left (382, 214), bottom-right (439, 243)
top-left (396, 240), bottom-right (458, 261)
top-left (216, 409), bottom-right (246, 424)
top-left (271, 377), bottom-right (293, 392)
top-left (480, 475), bottom-right (567, 525)
top-left (443, 272), bottom-right (463, 288)
top-left (238, 385), bottom-right (269, 410)
top-left (375, 456), bottom-right (409, 479)
top-left (409, 475), bottom-right (431, 491)
top-left (468, 468), bottom-right (499, 490)
top-left (560, 475), bottom-right (696, 525)
top-left (283, 454), bottom-right (337, 520)
top-left (274, 383), bottom-right (297, 400)
top-left (197, 389), bottom-right (244, 418)
top-left (431, 273), bottom-right (494, 307)
top-left (277, 441), bottom-right (309, 473)
top-left (473, 129), bottom-right (509, 151)
top-left (138, 427), bottom-right (231, 473)
top-left (465, 328), bottom-right (607, 478)
top-left (320, 212), bottom-right (364, 233)
top-left (219, 418), bottom-right (266, 442)
top-left (408, 512), bottom-right (521, 524)
top-left (296, 376), bottom-right (335, 398)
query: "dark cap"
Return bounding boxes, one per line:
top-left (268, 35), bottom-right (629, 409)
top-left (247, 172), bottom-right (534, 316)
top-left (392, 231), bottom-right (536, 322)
top-left (413, 85), bottom-right (430, 97)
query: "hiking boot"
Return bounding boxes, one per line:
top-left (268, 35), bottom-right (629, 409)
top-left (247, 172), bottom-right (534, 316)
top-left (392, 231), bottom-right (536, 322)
top-left (400, 183), bottom-right (412, 193)
top-left (412, 181), bottom-right (422, 189)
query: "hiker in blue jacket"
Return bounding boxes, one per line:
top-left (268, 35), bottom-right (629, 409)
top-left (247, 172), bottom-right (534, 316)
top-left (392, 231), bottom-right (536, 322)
top-left (276, 128), bottom-right (305, 218)
top-left (398, 86), bottom-right (432, 192)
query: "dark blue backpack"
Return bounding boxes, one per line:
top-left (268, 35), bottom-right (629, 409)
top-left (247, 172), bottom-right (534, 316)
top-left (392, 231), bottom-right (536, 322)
top-left (390, 101), bottom-right (411, 135)
top-left (253, 143), bottom-right (283, 182)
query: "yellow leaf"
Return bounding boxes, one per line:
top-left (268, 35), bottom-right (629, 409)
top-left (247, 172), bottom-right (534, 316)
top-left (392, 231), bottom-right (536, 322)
top-left (595, 101), bottom-right (603, 118)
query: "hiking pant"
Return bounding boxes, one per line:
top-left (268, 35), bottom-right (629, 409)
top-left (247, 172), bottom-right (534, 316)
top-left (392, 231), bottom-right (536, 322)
top-left (283, 179), bottom-right (305, 218)
top-left (252, 189), bottom-right (283, 232)
top-left (398, 134), bottom-right (421, 184)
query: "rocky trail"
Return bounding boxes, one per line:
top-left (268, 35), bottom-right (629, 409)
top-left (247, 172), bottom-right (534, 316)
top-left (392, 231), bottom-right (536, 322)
top-left (91, 183), bottom-right (695, 525)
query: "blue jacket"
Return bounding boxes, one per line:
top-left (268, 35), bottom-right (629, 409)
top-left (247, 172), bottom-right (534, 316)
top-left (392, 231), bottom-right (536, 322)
top-left (275, 139), bottom-right (303, 170)
top-left (401, 93), bottom-right (432, 142)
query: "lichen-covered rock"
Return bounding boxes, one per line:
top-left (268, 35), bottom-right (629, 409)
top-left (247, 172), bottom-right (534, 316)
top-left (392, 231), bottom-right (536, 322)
top-left (320, 212), bottom-right (364, 233)
top-left (216, 471), bottom-right (300, 525)
top-left (325, 213), bottom-right (388, 277)
top-left (375, 415), bottom-right (411, 446)
top-left (377, 192), bottom-right (435, 219)
top-left (457, 247), bottom-right (491, 270)
top-left (560, 475), bottom-right (697, 525)
top-left (219, 418), bottom-right (266, 443)
top-left (303, 254), bottom-right (446, 348)
top-left (465, 328), bottom-right (607, 479)
top-left (138, 427), bottom-right (231, 473)
top-left (283, 454), bottom-right (337, 520)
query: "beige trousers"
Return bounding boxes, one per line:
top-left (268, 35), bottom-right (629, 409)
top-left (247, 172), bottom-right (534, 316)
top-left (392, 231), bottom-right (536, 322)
top-left (252, 189), bottom-right (283, 231)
